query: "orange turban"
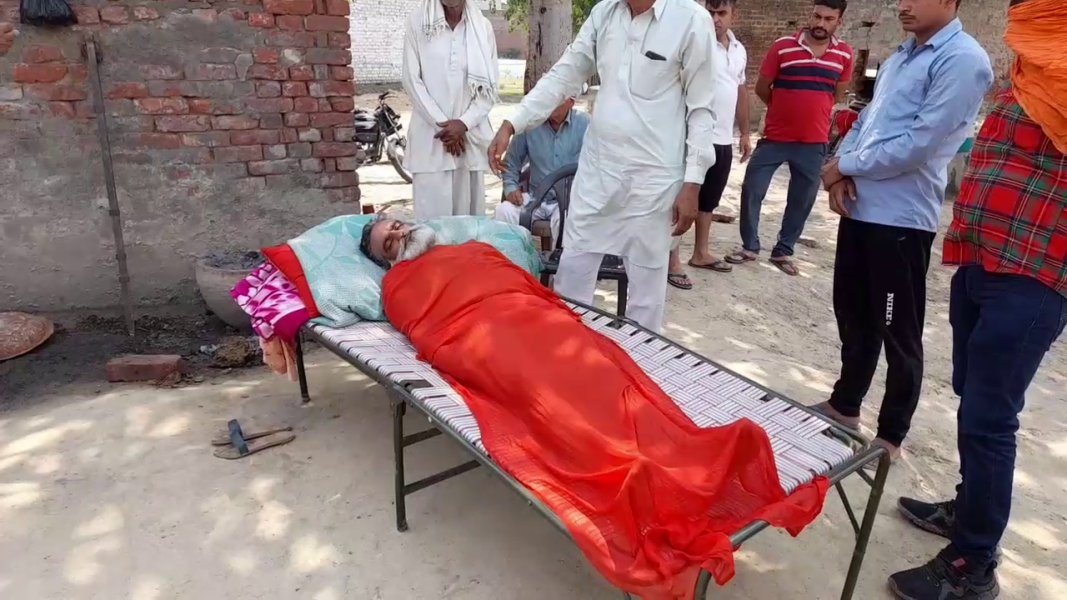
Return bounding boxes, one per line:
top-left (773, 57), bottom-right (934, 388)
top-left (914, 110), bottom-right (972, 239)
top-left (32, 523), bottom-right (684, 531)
top-left (1006, 0), bottom-right (1067, 154)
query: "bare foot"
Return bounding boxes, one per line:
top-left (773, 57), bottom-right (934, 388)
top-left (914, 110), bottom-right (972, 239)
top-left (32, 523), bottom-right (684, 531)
top-left (871, 437), bottom-right (902, 460)
top-left (811, 401), bottom-right (861, 429)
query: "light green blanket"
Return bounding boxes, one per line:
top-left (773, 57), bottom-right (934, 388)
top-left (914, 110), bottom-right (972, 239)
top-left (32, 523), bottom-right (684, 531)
top-left (288, 215), bottom-right (542, 327)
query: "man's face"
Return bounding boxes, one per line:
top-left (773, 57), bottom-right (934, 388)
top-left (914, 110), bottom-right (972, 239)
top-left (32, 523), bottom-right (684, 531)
top-left (366, 218), bottom-right (437, 267)
top-left (897, 0), bottom-right (956, 33)
top-left (707, 3), bottom-right (736, 37)
top-left (809, 5), bottom-right (843, 41)
top-left (549, 98), bottom-right (575, 123)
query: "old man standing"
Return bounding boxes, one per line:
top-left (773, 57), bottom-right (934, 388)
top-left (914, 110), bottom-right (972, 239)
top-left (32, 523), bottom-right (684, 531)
top-left (489, 0), bottom-right (716, 333)
top-left (402, 0), bottom-right (499, 219)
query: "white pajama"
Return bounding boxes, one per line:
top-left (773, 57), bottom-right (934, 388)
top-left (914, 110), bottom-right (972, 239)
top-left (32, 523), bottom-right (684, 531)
top-left (493, 195), bottom-right (561, 247)
top-left (413, 169), bottom-right (486, 219)
top-left (553, 248), bottom-right (669, 334)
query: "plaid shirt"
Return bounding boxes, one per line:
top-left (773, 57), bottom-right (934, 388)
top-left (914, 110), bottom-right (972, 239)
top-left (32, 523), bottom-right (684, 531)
top-left (943, 88), bottom-right (1067, 297)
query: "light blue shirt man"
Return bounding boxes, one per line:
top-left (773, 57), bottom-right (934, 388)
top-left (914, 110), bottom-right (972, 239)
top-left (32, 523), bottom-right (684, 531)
top-left (502, 108), bottom-right (591, 202)
top-left (836, 18), bottom-right (993, 232)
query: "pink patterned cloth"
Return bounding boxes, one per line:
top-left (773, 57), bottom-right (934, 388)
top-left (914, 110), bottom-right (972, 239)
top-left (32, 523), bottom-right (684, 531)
top-left (230, 262), bottom-right (309, 342)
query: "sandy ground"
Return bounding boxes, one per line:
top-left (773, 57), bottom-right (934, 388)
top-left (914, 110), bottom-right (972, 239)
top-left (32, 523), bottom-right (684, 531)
top-left (1, 93), bottom-right (1065, 600)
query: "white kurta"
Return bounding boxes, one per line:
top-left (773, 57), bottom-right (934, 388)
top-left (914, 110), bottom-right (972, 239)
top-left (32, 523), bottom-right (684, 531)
top-left (508, 0), bottom-right (717, 270)
top-left (402, 7), bottom-right (497, 217)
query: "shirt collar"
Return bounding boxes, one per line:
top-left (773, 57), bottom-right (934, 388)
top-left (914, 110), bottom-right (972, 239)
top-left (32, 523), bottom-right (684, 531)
top-left (899, 18), bottom-right (963, 53)
top-left (797, 28), bottom-right (840, 47)
top-left (651, 0), bottom-right (667, 20)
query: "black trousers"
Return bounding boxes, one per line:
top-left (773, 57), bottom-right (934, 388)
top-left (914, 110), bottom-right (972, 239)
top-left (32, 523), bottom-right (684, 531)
top-left (828, 218), bottom-right (935, 446)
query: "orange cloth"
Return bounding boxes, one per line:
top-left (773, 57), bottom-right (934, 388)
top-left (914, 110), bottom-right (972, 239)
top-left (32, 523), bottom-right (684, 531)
top-left (1005, 0), bottom-right (1067, 154)
top-left (383, 242), bottom-right (829, 600)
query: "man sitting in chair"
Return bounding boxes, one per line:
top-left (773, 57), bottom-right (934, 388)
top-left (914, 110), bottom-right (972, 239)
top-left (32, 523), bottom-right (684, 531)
top-left (494, 95), bottom-right (589, 249)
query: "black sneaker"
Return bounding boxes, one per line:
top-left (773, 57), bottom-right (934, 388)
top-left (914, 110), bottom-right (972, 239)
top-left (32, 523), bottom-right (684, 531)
top-left (898, 496), bottom-right (954, 538)
top-left (888, 546), bottom-right (999, 599)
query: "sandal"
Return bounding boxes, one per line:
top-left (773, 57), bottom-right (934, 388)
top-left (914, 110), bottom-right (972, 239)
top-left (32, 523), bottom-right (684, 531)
top-left (667, 272), bottom-right (693, 290)
top-left (213, 419), bottom-right (295, 460)
top-left (688, 259), bottom-right (733, 273)
top-left (724, 250), bottom-right (757, 265)
top-left (769, 257), bottom-right (800, 276)
top-left (710, 214), bottom-right (736, 224)
top-left (211, 424), bottom-right (293, 446)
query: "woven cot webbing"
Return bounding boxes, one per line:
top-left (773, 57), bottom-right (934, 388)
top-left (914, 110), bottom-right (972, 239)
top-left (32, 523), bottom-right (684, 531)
top-left (312, 304), bottom-right (854, 493)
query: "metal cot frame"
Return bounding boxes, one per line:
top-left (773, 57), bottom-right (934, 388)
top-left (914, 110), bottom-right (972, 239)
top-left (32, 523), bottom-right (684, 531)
top-left (292, 302), bottom-right (890, 599)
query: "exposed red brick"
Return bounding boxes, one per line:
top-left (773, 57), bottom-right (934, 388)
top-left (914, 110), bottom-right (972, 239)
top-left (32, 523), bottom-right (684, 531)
top-left (135, 97), bottom-right (189, 115)
top-left (186, 64), bottom-right (238, 81)
top-left (156, 115), bottom-right (213, 132)
top-left (107, 355), bottom-right (186, 383)
top-left (281, 128), bottom-right (299, 143)
top-left (277, 15), bottom-right (304, 30)
top-left (334, 127), bottom-right (354, 142)
top-left (132, 6), bottom-right (160, 20)
top-left (246, 97), bottom-right (293, 113)
top-left (25, 84), bottom-right (88, 102)
top-left (282, 81), bottom-right (308, 97)
top-left (74, 6), bottom-right (100, 24)
top-left (278, 49), bottom-right (305, 67)
top-left (100, 6), bottom-right (130, 24)
top-left (14, 63), bottom-right (67, 84)
top-left (300, 158), bottom-right (323, 172)
top-left (327, 33), bottom-right (351, 48)
top-left (285, 113), bottom-right (310, 127)
top-left (312, 142), bottom-right (355, 158)
top-left (230, 129), bottom-right (281, 145)
top-left (305, 48), bottom-right (350, 65)
top-left (320, 126), bottom-right (334, 141)
top-left (222, 8), bottom-right (246, 20)
top-left (321, 172), bottom-right (359, 188)
top-left (317, 98), bottom-right (333, 112)
top-left (289, 65), bottom-right (315, 81)
top-left (326, 186), bottom-right (362, 203)
top-left (253, 48), bottom-right (280, 64)
top-left (335, 156), bottom-right (359, 171)
top-left (308, 80), bottom-right (354, 98)
top-left (257, 81), bottom-right (282, 98)
top-left (310, 112), bottom-right (350, 128)
top-left (286, 142), bottom-right (312, 158)
top-left (138, 133), bottom-right (183, 149)
top-left (259, 113), bottom-right (285, 129)
top-left (322, 158), bottom-right (336, 172)
top-left (213, 115), bottom-right (260, 130)
top-left (265, 31), bottom-right (316, 48)
top-left (140, 65), bottom-right (185, 80)
top-left (214, 145), bottom-right (264, 163)
top-left (248, 12), bottom-right (275, 27)
top-left (330, 66), bottom-right (354, 81)
top-left (188, 98), bottom-right (244, 115)
top-left (329, 96), bottom-right (354, 112)
top-left (324, 0), bottom-right (349, 16)
top-left (23, 45), bottom-right (64, 64)
top-left (67, 65), bottom-right (89, 83)
top-left (292, 97), bottom-right (318, 112)
top-left (180, 131), bottom-right (231, 147)
top-left (108, 83), bottom-right (150, 100)
top-left (263, 0), bottom-right (314, 15)
top-left (75, 101), bottom-right (95, 119)
top-left (248, 159), bottom-right (298, 175)
top-left (248, 64), bottom-right (289, 81)
top-left (48, 102), bottom-right (76, 119)
top-left (313, 33), bottom-right (329, 48)
top-left (304, 15), bottom-right (348, 32)
top-left (264, 144), bottom-right (287, 159)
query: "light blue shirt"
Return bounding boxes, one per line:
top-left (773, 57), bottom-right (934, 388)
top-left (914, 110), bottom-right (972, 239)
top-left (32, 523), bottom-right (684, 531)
top-left (836, 19), bottom-right (993, 232)
top-left (503, 109), bottom-right (590, 203)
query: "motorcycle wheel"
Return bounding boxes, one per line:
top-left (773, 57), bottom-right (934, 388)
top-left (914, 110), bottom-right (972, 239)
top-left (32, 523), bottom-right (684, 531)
top-left (385, 136), bottom-right (413, 184)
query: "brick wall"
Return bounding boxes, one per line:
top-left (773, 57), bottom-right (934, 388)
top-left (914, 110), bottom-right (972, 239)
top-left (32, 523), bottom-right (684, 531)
top-left (0, 0), bottom-right (360, 311)
top-left (350, 0), bottom-right (421, 86)
top-left (735, 0), bottom-right (1013, 126)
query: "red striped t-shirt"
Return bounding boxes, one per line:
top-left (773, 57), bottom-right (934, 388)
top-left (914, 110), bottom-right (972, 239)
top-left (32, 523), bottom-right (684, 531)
top-left (760, 31), bottom-right (854, 144)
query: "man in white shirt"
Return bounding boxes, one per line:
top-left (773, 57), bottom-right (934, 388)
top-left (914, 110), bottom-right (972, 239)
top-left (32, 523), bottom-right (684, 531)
top-left (488, 0), bottom-right (716, 333)
top-left (668, 0), bottom-right (751, 290)
top-left (402, 0), bottom-right (499, 220)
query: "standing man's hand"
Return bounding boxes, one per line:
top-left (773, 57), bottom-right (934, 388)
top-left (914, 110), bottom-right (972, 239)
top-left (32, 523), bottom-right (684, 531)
top-left (505, 190), bottom-right (524, 206)
top-left (827, 178), bottom-right (857, 217)
top-left (821, 157), bottom-right (845, 190)
top-left (444, 136), bottom-right (466, 157)
top-left (435, 119), bottom-right (468, 146)
top-left (0, 22), bottom-right (18, 57)
top-left (488, 121), bottom-right (515, 175)
top-left (739, 135), bottom-right (753, 163)
top-left (671, 183), bottom-right (700, 236)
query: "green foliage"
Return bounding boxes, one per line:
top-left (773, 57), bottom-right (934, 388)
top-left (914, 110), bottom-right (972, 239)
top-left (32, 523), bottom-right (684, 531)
top-left (489, 0), bottom-right (599, 33)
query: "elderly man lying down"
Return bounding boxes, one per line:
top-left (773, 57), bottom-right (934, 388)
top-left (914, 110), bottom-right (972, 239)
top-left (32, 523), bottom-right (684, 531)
top-left (360, 221), bottom-right (830, 600)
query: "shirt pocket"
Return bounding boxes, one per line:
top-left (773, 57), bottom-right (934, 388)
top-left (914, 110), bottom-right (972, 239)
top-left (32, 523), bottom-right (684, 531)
top-left (882, 73), bottom-right (928, 121)
top-left (629, 52), bottom-right (678, 101)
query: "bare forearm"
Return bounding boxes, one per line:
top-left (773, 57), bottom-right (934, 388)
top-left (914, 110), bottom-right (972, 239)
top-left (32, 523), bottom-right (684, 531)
top-left (736, 85), bottom-right (751, 136)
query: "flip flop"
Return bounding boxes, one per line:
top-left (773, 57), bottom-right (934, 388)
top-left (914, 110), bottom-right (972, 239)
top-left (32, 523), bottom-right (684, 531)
top-left (769, 257), bottom-right (800, 276)
top-left (213, 419), bottom-right (296, 460)
top-left (710, 214), bottom-right (736, 224)
top-left (724, 250), bottom-right (757, 265)
top-left (211, 424), bottom-right (293, 446)
top-left (668, 272), bottom-right (693, 290)
top-left (688, 259), bottom-right (733, 273)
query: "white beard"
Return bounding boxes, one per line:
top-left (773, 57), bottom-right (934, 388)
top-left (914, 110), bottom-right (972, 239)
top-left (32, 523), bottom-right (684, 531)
top-left (393, 225), bottom-right (437, 265)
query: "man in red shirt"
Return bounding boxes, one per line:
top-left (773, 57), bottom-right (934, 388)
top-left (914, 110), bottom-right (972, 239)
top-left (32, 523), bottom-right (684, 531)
top-left (725, 0), bottom-right (854, 276)
top-left (887, 1), bottom-right (1066, 593)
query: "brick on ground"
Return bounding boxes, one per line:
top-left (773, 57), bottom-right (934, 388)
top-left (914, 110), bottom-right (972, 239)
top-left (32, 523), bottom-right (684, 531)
top-left (107, 355), bottom-right (186, 383)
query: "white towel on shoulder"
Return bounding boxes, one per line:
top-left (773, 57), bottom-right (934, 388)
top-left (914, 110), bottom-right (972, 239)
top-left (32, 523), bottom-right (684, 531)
top-left (422, 0), bottom-right (498, 102)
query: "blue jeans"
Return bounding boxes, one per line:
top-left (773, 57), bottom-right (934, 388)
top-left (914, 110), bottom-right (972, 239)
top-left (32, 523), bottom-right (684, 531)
top-left (950, 266), bottom-right (1066, 564)
top-left (738, 140), bottom-right (827, 258)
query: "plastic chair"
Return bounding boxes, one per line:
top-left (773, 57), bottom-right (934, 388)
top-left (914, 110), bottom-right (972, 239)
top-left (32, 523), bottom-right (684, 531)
top-left (519, 163), bottom-right (628, 317)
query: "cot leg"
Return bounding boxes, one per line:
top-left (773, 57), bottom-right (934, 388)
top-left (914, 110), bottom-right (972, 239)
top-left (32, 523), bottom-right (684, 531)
top-left (295, 333), bottom-right (311, 403)
top-left (839, 453), bottom-right (890, 600)
top-left (617, 277), bottom-right (628, 317)
top-left (694, 570), bottom-right (711, 599)
top-left (392, 399), bottom-right (409, 532)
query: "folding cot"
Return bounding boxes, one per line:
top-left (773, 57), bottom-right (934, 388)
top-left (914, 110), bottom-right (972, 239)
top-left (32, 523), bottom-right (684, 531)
top-left (293, 300), bottom-right (890, 599)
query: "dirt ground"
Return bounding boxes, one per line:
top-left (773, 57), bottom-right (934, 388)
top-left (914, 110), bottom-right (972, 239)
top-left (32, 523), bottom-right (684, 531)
top-left (1, 94), bottom-right (1065, 600)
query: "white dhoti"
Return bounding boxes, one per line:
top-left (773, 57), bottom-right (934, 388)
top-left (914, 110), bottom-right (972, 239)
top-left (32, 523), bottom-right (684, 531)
top-left (412, 169), bottom-right (486, 220)
top-left (554, 248), bottom-right (669, 334)
top-left (493, 193), bottom-right (561, 248)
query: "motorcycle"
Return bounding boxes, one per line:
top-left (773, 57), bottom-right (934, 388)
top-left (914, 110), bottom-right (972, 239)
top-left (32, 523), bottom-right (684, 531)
top-left (354, 91), bottom-right (412, 184)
